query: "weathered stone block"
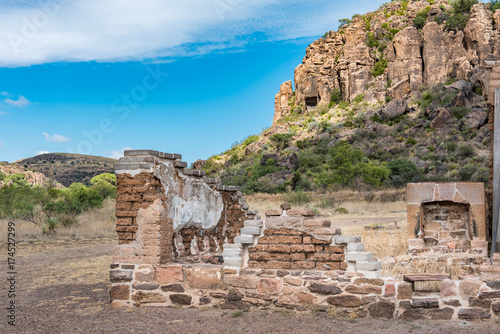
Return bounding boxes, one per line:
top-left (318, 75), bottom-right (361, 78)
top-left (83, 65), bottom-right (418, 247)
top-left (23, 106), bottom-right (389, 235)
top-left (135, 283), bottom-right (159, 291)
top-left (110, 284), bottom-right (130, 300)
top-left (308, 282), bottom-right (342, 295)
top-left (457, 308), bottom-right (491, 320)
top-left (257, 278), bottom-right (282, 294)
top-left (287, 208), bottom-right (315, 216)
top-left (265, 209), bottom-right (283, 216)
top-left (345, 284), bottom-right (382, 295)
top-left (368, 300), bottom-right (395, 319)
top-left (224, 275), bottom-right (258, 289)
top-left (185, 267), bottom-right (221, 290)
top-left (397, 282), bottom-right (413, 300)
top-left (156, 265), bottom-right (183, 284)
top-left (440, 279), bottom-right (458, 298)
top-left (132, 291), bottom-right (166, 304)
top-left (110, 270), bottom-right (133, 283)
top-left (428, 307), bottom-right (454, 320)
top-left (326, 294), bottom-right (363, 307)
top-left (161, 284), bottom-right (185, 293)
top-left (459, 278), bottom-right (483, 298)
top-left (169, 294), bottom-right (192, 305)
top-left (469, 298), bottom-right (491, 308)
top-left (412, 298), bottom-right (439, 308)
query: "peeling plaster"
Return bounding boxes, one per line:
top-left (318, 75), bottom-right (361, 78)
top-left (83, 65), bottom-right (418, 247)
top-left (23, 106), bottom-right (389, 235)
top-left (152, 161), bottom-right (223, 233)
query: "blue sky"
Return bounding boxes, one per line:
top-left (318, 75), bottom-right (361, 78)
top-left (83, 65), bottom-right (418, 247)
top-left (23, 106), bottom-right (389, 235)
top-left (0, 0), bottom-right (386, 164)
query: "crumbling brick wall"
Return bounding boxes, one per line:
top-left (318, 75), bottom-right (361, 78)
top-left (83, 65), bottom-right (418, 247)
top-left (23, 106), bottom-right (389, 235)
top-left (113, 150), bottom-right (255, 265)
top-left (247, 206), bottom-right (347, 270)
top-left (248, 228), bottom-right (347, 270)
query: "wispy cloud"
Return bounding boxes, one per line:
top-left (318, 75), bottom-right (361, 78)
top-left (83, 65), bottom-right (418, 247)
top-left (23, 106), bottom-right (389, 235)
top-left (107, 146), bottom-right (132, 160)
top-left (5, 95), bottom-right (30, 107)
top-left (0, 110), bottom-right (7, 115)
top-left (0, 0), bottom-right (384, 67)
top-left (0, 91), bottom-right (12, 97)
top-left (36, 150), bottom-right (50, 155)
top-left (42, 132), bottom-right (70, 143)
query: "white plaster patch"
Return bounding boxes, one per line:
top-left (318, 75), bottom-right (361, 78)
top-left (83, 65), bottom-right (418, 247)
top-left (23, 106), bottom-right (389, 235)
top-left (115, 168), bottom-right (153, 177)
top-left (153, 161), bottom-right (223, 233)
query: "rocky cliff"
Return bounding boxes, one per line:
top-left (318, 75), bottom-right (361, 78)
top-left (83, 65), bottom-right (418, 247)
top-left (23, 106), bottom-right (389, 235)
top-left (274, 1), bottom-right (500, 123)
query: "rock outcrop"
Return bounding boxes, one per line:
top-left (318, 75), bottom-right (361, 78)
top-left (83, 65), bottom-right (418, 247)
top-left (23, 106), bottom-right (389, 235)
top-left (273, 1), bottom-right (500, 124)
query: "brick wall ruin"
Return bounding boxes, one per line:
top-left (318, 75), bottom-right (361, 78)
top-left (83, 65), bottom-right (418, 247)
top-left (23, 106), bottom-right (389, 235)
top-left (110, 150), bottom-right (500, 321)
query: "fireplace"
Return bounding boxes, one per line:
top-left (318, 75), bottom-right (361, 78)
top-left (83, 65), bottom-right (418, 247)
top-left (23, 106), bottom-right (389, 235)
top-left (407, 182), bottom-right (486, 253)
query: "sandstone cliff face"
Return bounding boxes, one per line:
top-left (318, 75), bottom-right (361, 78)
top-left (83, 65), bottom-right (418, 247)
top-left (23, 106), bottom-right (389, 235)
top-left (274, 1), bottom-right (500, 124)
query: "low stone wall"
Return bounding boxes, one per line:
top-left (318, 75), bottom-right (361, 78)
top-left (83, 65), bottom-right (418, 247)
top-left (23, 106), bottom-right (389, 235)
top-left (110, 262), bottom-right (500, 321)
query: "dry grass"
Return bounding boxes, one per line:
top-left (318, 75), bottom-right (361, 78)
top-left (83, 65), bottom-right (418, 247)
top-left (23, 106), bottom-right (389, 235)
top-left (0, 198), bottom-right (117, 243)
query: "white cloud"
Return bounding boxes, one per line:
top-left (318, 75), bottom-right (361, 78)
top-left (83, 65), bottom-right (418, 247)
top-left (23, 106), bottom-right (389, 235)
top-left (0, 0), bottom-right (385, 67)
top-left (4, 95), bottom-right (30, 107)
top-left (0, 91), bottom-right (12, 97)
top-left (107, 146), bottom-right (132, 159)
top-left (36, 150), bottom-right (50, 155)
top-left (42, 132), bottom-right (70, 143)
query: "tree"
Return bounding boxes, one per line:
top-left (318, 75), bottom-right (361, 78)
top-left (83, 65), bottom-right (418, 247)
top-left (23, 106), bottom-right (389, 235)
top-left (91, 173), bottom-right (117, 199)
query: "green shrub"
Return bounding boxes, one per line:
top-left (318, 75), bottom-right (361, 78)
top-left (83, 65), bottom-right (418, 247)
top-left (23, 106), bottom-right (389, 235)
top-left (386, 158), bottom-right (419, 188)
top-left (378, 43), bottom-right (387, 53)
top-left (353, 94), bottom-right (365, 103)
top-left (242, 135), bottom-right (259, 147)
top-left (406, 137), bottom-right (417, 145)
top-left (338, 18), bottom-right (351, 29)
top-left (269, 132), bottom-right (294, 151)
top-left (372, 56), bottom-right (388, 77)
top-left (367, 33), bottom-right (379, 48)
top-left (445, 13), bottom-right (469, 31)
top-left (456, 143), bottom-right (475, 159)
top-left (90, 173), bottom-right (116, 199)
top-left (458, 164), bottom-right (477, 181)
top-left (451, 0), bottom-right (478, 14)
top-left (414, 8), bottom-right (430, 29)
top-left (330, 89), bottom-right (342, 104)
top-left (450, 106), bottom-right (470, 119)
top-left (381, 22), bottom-right (389, 29)
top-left (492, 1), bottom-right (500, 12)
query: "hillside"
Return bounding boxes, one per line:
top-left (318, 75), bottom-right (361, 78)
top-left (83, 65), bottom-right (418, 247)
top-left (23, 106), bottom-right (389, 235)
top-left (0, 162), bottom-right (64, 188)
top-left (198, 0), bottom-right (498, 194)
top-left (14, 153), bottom-right (117, 187)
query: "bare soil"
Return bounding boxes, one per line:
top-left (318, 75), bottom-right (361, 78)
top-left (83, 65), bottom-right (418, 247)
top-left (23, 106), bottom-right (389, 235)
top-left (2, 238), bottom-right (499, 334)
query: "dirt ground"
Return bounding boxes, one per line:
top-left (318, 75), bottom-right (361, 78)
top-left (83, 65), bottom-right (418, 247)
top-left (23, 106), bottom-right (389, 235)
top-left (1, 239), bottom-right (499, 334)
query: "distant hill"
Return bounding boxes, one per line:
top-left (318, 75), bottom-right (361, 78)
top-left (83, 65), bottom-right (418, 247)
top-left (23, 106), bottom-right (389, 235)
top-left (14, 153), bottom-right (118, 187)
top-left (0, 162), bottom-right (64, 188)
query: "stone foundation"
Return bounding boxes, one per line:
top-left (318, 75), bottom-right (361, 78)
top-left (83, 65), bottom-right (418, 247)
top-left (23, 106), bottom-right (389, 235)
top-left (110, 261), bottom-right (500, 321)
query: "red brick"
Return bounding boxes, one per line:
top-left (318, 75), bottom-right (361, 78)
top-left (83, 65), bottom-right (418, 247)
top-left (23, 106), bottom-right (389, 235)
top-left (116, 210), bottom-right (138, 218)
top-left (330, 254), bottom-right (345, 261)
top-left (248, 244), bottom-right (268, 252)
top-left (291, 253), bottom-right (306, 261)
top-left (324, 246), bottom-right (344, 253)
top-left (117, 178), bottom-right (146, 186)
top-left (116, 218), bottom-right (134, 226)
top-left (315, 245), bottom-right (324, 252)
top-left (303, 236), bottom-right (312, 243)
top-left (117, 232), bottom-right (135, 240)
top-left (291, 261), bottom-right (315, 269)
top-left (116, 202), bottom-right (132, 210)
top-left (116, 225), bottom-right (138, 233)
top-left (117, 187), bottom-right (132, 194)
top-left (133, 202), bottom-right (153, 210)
top-left (291, 244), bottom-right (315, 253)
top-left (264, 228), bottom-right (304, 236)
top-left (134, 186), bottom-right (152, 193)
top-left (311, 238), bottom-right (330, 245)
top-left (116, 194), bottom-right (141, 202)
top-left (268, 244), bottom-right (291, 253)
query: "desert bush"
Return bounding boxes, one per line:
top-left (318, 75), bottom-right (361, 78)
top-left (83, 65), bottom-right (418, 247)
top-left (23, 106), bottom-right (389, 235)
top-left (456, 143), bottom-right (475, 159)
top-left (386, 158), bottom-right (419, 188)
top-left (282, 191), bottom-right (312, 206)
top-left (269, 132), bottom-right (294, 151)
top-left (91, 173), bottom-right (116, 199)
top-left (335, 207), bottom-right (349, 214)
top-left (492, 1), bottom-right (500, 11)
top-left (451, 0), bottom-right (478, 14)
top-left (372, 56), bottom-right (387, 77)
top-left (414, 7), bottom-right (430, 29)
top-left (458, 164), bottom-right (477, 181)
top-left (445, 13), bottom-right (469, 31)
top-left (367, 32), bottom-right (379, 48)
